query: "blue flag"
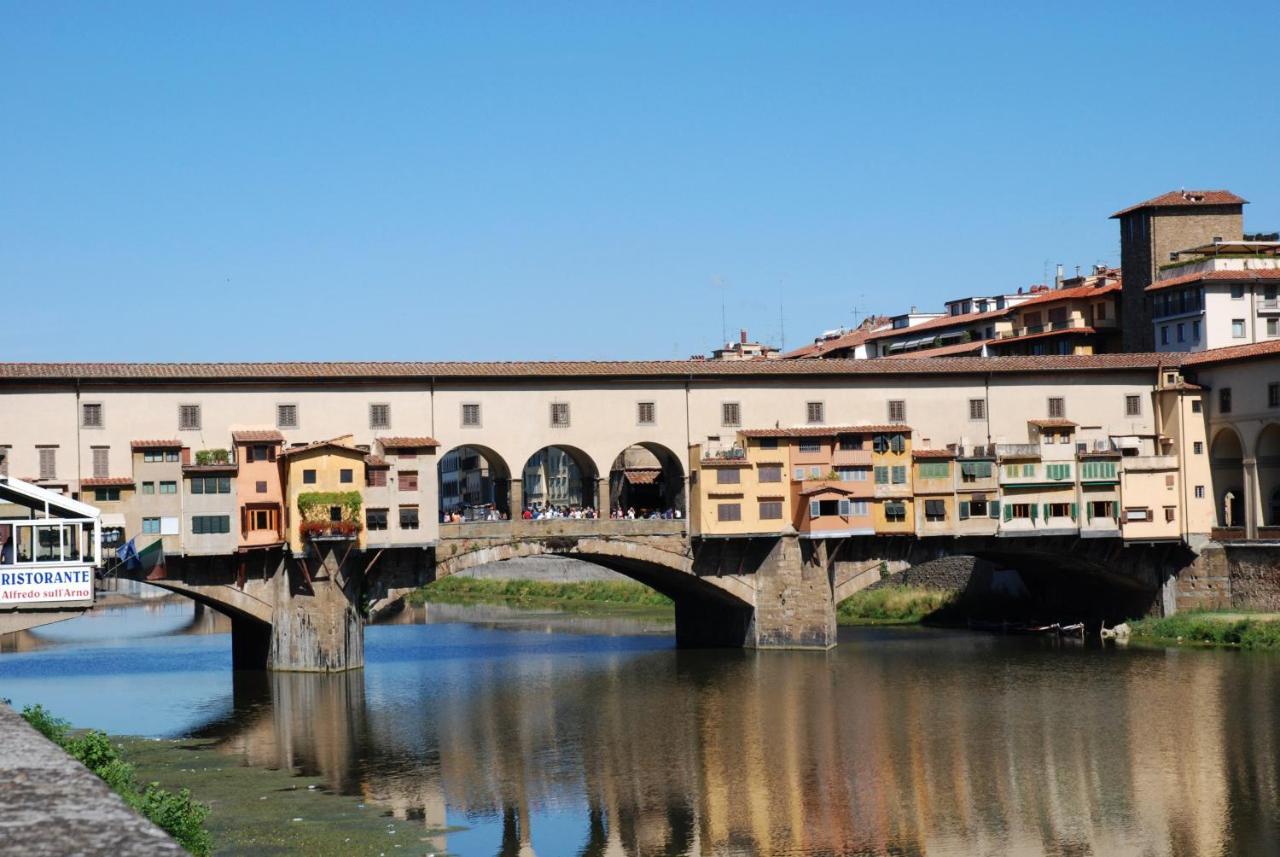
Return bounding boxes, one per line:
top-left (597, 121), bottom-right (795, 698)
top-left (116, 537), bottom-right (140, 569)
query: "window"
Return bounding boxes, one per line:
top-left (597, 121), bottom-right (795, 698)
top-left (92, 447), bottom-right (109, 478)
top-left (716, 468), bottom-right (741, 485)
top-left (793, 466), bottom-right (805, 481)
top-left (1008, 503), bottom-right (1031, 520)
top-left (339, 468), bottom-right (353, 484)
top-left (255, 480), bottom-right (267, 493)
top-left (1270, 383), bottom-right (1280, 408)
top-left (38, 447), bottom-right (56, 480)
top-left (849, 500), bottom-right (869, 516)
top-left (809, 466), bottom-right (821, 479)
top-left (248, 508), bottom-right (277, 532)
top-left (178, 404), bottom-right (201, 431)
top-left (1125, 395), bottom-right (1141, 417)
top-left (1160, 326), bottom-right (1168, 346)
top-left (399, 506), bottom-right (420, 530)
top-left (141, 481), bottom-right (155, 494)
top-left (1219, 388), bottom-right (1232, 414)
top-left (758, 501), bottom-right (783, 520)
top-left (399, 471), bottom-right (419, 491)
top-left (462, 403), bottom-right (482, 427)
top-left (721, 402), bottom-right (741, 427)
top-left (550, 402), bottom-right (570, 427)
top-left (1164, 506), bottom-right (1176, 523)
top-left (637, 401), bottom-right (656, 425)
top-left (1231, 284), bottom-right (1245, 299)
top-left (191, 515), bottom-right (230, 535)
top-left (1195, 485), bottom-right (1205, 499)
top-left (1193, 441), bottom-right (1203, 455)
top-left (1232, 319), bottom-right (1246, 338)
top-left (1125, 507), bottom-right (1153, 522)
top-left (1080, 460), bottom-right (1116, 480)
top-left (960, 461), bottom-right (992, 482)
top-left (1048, 503), bottom-right (1073, 519)
top-left (1192, 399), bottom-right (1202, 413)
top-left (758, 464), bottom-right (782, 483)
top-left (1088, 501), bottom-right (1115, 520)
top-left (959, 498), bottom-right (991, 519)
top-left (1192, 320), bottom-right (1201, 341)
top-left (798, 439), bottom-right (821, 453)
top-left (190, 476), bottom-right (231, 494)
top-left (969, 399), bottom-right (986, 421)
top-left (759, 437), bottom-right (779, 449)
top-left (303, 469), bottom-right (317, 484)
top-left (1176, 323), bottom-right (1185, 343)
top-left (888, 400), bottom-right (906, 423)
top-left (717, 503), bottom-right (742, 522)
top-left (918, 461), bottom-right (950, 480)
top-left (891, 466), bottom-right (907, 484)
top-left (369, 403), bottom-right (390, 430)
top-left (925, 499), bottom-right (946, 522)
top-left (1046, 463), bottom-right (1071, 481)
top-left (1270, 319), bottom-right (1279, 338)
top-left (367, 469), bottom-right (387, 487)
top-left (836, 467), bottom-right (868, 482)
top-left (806, 402), bottom-right (825, 424)
top-left (159, 481), bottom-right (177, 494)
top-left (142, 517), bottom-right (161, 534)
top-left (81, 403), bottom-right (103, 428)
top-left (93, 488), bottom-right (120, 502)
top-left (883, 502), bottom-right (906, 522)
top-left (874, 466), bottom-right (888, 484)
top-left (1048, 397), bottom-right (1065, 419)
top-left (366, 509), bottom-right (388, 530)
top-left (276, 404), bottom-right (298, 429)
top-left (329, 505), bottom-right (342, 522)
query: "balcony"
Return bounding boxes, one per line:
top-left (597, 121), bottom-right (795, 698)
top-left (997, 319), bottom-right (1090, 340)
top-left (1259, 298), bottom-right (1280, 313)
top-left (1122, 455), bottom-right (1178, 472)
top-left (831, 448), bottom-right (872, 467)
top-left (995, 443), bottom-right (1040, 459)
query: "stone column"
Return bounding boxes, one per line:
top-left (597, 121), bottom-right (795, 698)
top-left (508, 478), bottom-right (522, 517)
top-left (596, 477), bottom-right (610, 516)
top-left (268, 547), bottom-right (364, 672)
top-left (1244, 458), bottom-right (1260, 539)
top-left (747, 531), bottom-right (836, 650)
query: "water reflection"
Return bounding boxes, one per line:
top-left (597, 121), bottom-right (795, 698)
top-left (4, 605), bottom-right (1280, 856)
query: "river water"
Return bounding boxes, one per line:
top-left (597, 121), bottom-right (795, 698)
top-left (2, 601), bottom-right (1279, 857)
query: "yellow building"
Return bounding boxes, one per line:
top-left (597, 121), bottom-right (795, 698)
top-left (689, 433), bottom-right (792, 536)
top-left (278, 436), bottom-right (368, 554)
top-left (870, 425), bottom-right (914, 534)
top-left (912, 449), bottom-right (955, 536)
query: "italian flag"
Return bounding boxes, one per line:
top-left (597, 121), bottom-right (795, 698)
top-left (139, 539), bottom-right (167, 581)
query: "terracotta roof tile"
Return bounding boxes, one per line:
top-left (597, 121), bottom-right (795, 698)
top-left (363, 454), bottom-right (390, 468)
top-left (1111, 189), bottom-right (1247, 219)
top-left (1028, 418), bottom-right (1078, 428)
top-left (130, 439), bottom-right (182, 449)
top-left (232, 430), bottom-right (285, 443)
top-left (80, 476), bottom-right (135, 487)
top-left (277, 438), bottom-right (366, 458)
top-left (740, 424), bottom-right (911, 438)
top-left (1146, 267), bottom-right (1280, 293)
top-left (377, 436), bottom-right (440, 449)
top-left (782, 326), bottom-right (881, 359)
top-left (1011, 281), bottom-right (1120, 309)
top-left (865, 308), bottom-right (1009, 342)
top-left (798, 484), bottom-right (863, 497)
top-left (1181, 339), bottom-right (1280, 367)
top-left (992, 326), bottom-right (1098, 347)
top-left (622, 468), bottom-right (662, 485)
top-left (912, 449), bottom-right (956, 459)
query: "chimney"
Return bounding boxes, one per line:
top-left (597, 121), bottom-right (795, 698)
top-left (739, 329), bottom-right (748, 344)
top-left (1055, 264), bottom-right (1064, 290)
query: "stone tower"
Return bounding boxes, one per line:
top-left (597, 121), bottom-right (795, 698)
top-left (1112, 189), bottom-right (1246, 351)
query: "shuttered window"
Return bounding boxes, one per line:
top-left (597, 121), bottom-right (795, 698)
top-left (276, 404), bottom-right (298, 429)
top-left (399, 506), bottom-right (420, 530)
top-left (178, 404), bottom-right (201, 431)
top-left (462, 403), bottom-right (481, 427)
top-left (637, 402), bottom-right (655, 425)
top-left (758, 501), bottom-right (783, 520)
top-left (1048, 397), bottom-right (1065, 419)
top-left (367, 469), bottom-right (387, 487)
top-left (38, 447), bottom-right (56, 479)
top-left (968, 399), bottom-right (985, 421)
top-left (716, 468), bottom-right (741, 485)
top-left (81, 403), bottom-right (103, 428)
top-left (758, 464), bottom-right (782, 483)
top-left (92, 447), bottom-right (109, 477)
top-left (888, 400), bottom-right (906, 423)
top-left (717, 503), bottom-right (741, 522)
top-left (884, 502), bottom-right (906, 522)
top-left (925, 499), bottom-right (946, 521)
top-left (191, 515), bottom-right (231, 535)
top-left (399, 471), bottom-right (419, 491)
top-left (1124, 395), bottom-right (1141, 417)
top-left (369, 403), bottom-right (390, 429)
top-left (918, 462), bottom-right (950, 480)
top-left (550, 402), bottom-right (570, 427)
top-left (806, 401), bottom-right (825, 424)
top-left (891, 466), bottom-right (907, 484)
top-left (721, 402), bottom-right (741, 427)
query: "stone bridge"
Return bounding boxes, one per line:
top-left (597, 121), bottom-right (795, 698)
top-left (111, 517), bottom-right (1232, 672)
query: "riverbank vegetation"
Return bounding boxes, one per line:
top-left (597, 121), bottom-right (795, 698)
top-left (407, 576), bottom-right (673, 610)
top-left (836, 585), bottom-right (957, 625)
top-left (21, 705), bottom-right (212, 855)
top-left (1128, 612), bottom-right (1280, 650)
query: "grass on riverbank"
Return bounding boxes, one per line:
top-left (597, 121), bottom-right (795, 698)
top-left (1129, 611), bottom-right (1280, 649)
top-left (21, 705), bottom-right (212, 855)
top-left (836, 585), bottom-right (957, 625)
top-left (407, 575), bottom-right (673, 611)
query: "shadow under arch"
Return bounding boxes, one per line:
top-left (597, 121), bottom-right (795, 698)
top-left (608, 441), bottom-right (687, 517)
top-left (1210, 426), bottom-right (1245, 528)
top-left (520, 445), bottom-right (600, 513)
top-left (1255, 423), bottom-right (1280, 526)
top-left (438, 444), bottom-right (512, 519)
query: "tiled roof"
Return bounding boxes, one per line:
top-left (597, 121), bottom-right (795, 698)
top-left (1146, 267), bottom-right (1280, 293)
top-left (80, 476), bottom-right (134, 487)
top-left (278, 438), bottom-right (366, 458)
top-left (1028, 418), bottom-right (1078, 428)
top-left (865, 308), bottom-right (1009, 342)
top-left (798, 484), bottom-right (863, 497)
top-left (992, 326), bottom-right (1098, 347)
top-left (377, 436), bottom-right (440, 449)
top-left (912, 449), bottom-right (956, 459)
top-left (1181, 339), bottom-right (1280, 367)
top-left (364, 454), bottom-right (390, 468)
top-left (130, 439), bottom-right (182, 449)
top-left (741, 424), bottom-right (911, 437)
top-left (883, 339), bottom-right (985, 359)
top-left (232, 430), bottom-right (285, 443)
top-left (622, 468), bottom-right (662, 485)
top-left (0, 355), bottom-right (1182, 379)
top-left (1011, 281), bottom-right (1120, 309)
top-left (1111, 189), bottom-right (1247, 219)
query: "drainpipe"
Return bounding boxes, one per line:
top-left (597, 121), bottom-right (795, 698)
top-left (1178, 390), bottom-right (1190, 542)
top-left (74, 377), bottom-right (82, 496)
top-left (983, 372), bottom-right (992, 448)
top-left (684, 375), bottom-right (693, 517)
top-left (429, 376), bottom-right (436, 438)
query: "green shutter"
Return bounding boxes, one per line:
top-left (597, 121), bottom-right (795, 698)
top-left (1071, 502), bottom-right (1078, 520)
top-left (1004, 503), bottom-right (1012, 522)
top-left (959, 501), bottom-right (970, 520)
top-left (1031, 504), bottom-right (1038, 521)
top-left (990, 500), bottom-right (1000, 519)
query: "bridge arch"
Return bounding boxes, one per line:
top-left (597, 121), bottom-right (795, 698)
top-left (519, 445), bottom-right (600, 515)
top-left (607, 441), bottom-right (687, 518)
top-left (438, 444), bottom-right (512, 520)
top-left (1256, 423), bottom-right (1280, 526)
top-left (1209, 426), bottom-right (1245, 528)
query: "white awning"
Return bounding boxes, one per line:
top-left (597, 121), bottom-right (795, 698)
top-left (100, 513), bottom-right (127, 527)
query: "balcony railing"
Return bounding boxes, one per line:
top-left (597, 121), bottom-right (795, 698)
top-left (997, 319), bottom-right (1089, 340)
top-left (1259, 298), bottom-right (1280, 312)
top-left (995, 443), bottom-right (1041, 459)
top-left (1121, 455), bottom-right (1178, 472)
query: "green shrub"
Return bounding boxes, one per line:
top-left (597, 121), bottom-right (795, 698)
top-left (1129, 612), bottom-right (1280, 649)
top-left (837, 585), bottom-right (956, 625)
top-left (407, 576), bottom-right (672, 608)
top-left (20, 706), bottom-right (212, 855)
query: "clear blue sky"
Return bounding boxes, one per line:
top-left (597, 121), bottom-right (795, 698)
top-left (3, 2), bottom-right (1277, 362)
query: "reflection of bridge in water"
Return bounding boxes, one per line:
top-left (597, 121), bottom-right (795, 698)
top-left (178, 630), bottom-right (1278, 857)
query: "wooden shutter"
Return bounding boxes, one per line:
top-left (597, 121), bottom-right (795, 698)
top-left (809, 500), bottom-right (820, 518)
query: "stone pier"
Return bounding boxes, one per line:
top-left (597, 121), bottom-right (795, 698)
top-left (267, 548), bottom-right (365, 672)
top-left (747, 532), bottom-right (837, 650)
